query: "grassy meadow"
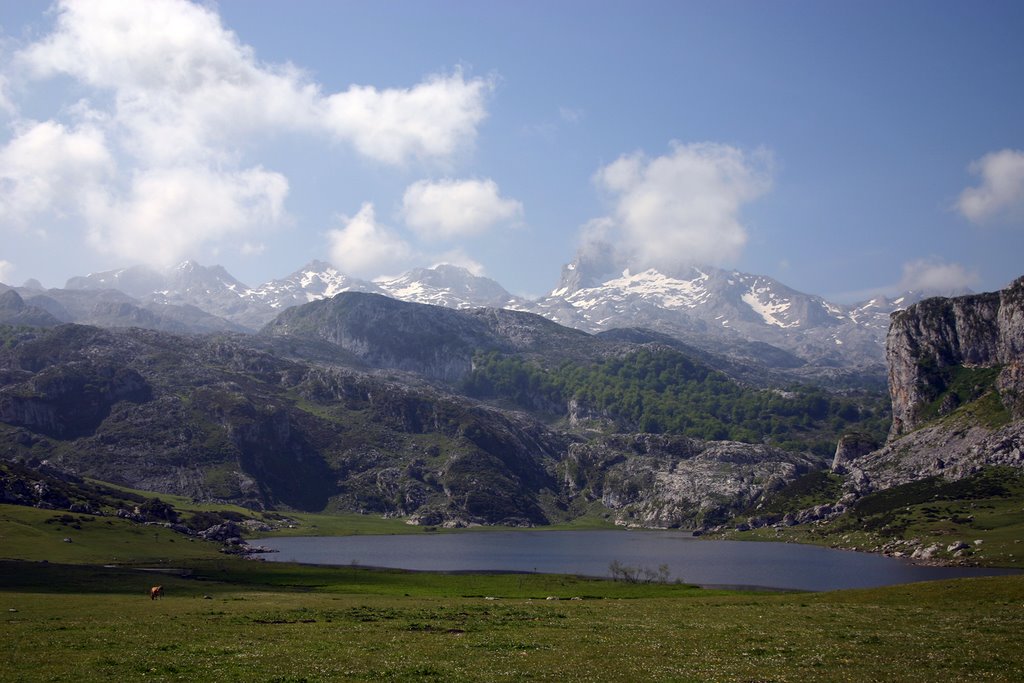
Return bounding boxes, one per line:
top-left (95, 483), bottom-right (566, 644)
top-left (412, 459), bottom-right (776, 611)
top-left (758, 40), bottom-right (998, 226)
top-left (2, 501), bottom-right (1024, 681)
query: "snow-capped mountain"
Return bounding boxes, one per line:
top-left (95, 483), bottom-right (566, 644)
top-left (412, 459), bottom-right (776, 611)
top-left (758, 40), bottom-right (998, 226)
top-left (51, 255), bottom-right (963, 374)
top-left (533, 246), bottom-right (940, 370)
top-left (246, 260), bottom-right (382, 308)
top-left (60, 261), bottom-right (529, 331)
top-left (377, 264), bottom-right (526, 311)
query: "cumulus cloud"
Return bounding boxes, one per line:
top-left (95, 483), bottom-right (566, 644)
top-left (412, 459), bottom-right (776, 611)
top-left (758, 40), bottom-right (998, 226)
top-left (588, 141), bottom-right (772, 274)
top-left (897, 258), bottom-right (978, 294)
top-left (0, 260), bottom-right (13, 283)
top-left (325, 72), bottom-right (493, 166)
top-left (2, 0), bottom-right (493, 271)
top-left (327, 203), bottom-right (416, 279)
top-left (0, 119), bottom-right (114, 228)
top-left (83, 166), bottom-right (288, 268)
top-left (401, 178), bottom-right (523, 240)
top-left (957, 149), bottom-right (1024, 223)
top-left (16, 0), bottom-right (490, 167)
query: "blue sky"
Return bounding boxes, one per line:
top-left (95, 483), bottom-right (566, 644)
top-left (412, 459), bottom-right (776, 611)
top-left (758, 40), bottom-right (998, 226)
top-left (1, 0), bottom-right (1022, 302)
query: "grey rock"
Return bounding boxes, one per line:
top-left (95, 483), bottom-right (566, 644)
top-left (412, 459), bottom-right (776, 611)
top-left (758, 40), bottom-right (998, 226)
top-left (562, 434), bottom-right (820, 528)
top-left (831, 433), bottom-right (879, 473)
top-left (887, 276), bottom-right (1024, 437)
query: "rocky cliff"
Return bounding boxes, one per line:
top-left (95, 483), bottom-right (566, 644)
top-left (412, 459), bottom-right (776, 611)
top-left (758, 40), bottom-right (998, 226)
top-left (562, 434), bottom-right (819, 528)
top-left (886, 276), bottom-right (1024, 437)
top-left (836, 277), bottom-right (1024, 494)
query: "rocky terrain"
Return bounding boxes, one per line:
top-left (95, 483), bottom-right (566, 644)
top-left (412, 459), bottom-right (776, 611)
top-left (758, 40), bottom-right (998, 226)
top-left (838, 276), bottom-right (1024, 492)
top-left (562, 434), bottom-right (819, 528)
top-left (262, 292), bottom-right (600, 383)
top-left (0, 323), bottom-right (579, 525)
top-left (3, 274), bottom-right (1021, 539)
top-left (681, 279), bottom-right (1024, 564)
top-left (1, 287), bottom-right (876, 527)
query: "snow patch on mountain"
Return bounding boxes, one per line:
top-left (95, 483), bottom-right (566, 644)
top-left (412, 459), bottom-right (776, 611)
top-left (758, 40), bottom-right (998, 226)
top-left (377, 264), bottom-right (526, 311)
top-left (741, 289), bottom-right (799, 328)
top-left (248, 260), bottom-right (380, 310)
top-left (566, 269), bottom-right (712, 311)
top-left (60, 254), bottom-right (965, 373)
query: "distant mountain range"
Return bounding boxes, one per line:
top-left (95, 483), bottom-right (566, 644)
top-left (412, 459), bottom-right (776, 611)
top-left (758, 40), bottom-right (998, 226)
top-left (1, 254), bottom-right (961, 379)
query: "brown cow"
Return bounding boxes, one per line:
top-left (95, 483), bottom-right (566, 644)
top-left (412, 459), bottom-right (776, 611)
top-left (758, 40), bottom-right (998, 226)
top-left (150, 585), bottom-right (164, 600)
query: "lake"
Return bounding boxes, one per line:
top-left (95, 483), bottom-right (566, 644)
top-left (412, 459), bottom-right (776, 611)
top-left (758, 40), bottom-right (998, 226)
top-left (253, 530), bottom-right (1017, 591)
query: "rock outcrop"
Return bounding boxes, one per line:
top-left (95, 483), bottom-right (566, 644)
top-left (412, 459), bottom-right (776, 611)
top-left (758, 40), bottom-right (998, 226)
top-left (886, 276), bottom-right (1024, 437)
top-left (562, 434), bottom-right (819, 528)
top-left (844, 420), bottom-right (1024, 494)
top-left (840, 276), bottom-right (1024, 493)
top-left (830, 432), bottom-right (879, 474)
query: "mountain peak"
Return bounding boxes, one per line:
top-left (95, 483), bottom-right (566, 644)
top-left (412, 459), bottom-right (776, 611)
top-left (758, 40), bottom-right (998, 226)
top-left (298, 259), bottom-right (339, 273)
top-left (65, 264), bottom-right (167, 298)
top-left (166, 260), bottom-right (250, 292)
top-left (0, 288), bottom-right (25, 312)
top-left (379, 264), bottom-right (521, 310)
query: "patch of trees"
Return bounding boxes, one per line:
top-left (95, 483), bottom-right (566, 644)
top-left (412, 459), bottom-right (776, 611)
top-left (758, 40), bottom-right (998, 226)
top-left (462, 348), bottom-right (890, 456)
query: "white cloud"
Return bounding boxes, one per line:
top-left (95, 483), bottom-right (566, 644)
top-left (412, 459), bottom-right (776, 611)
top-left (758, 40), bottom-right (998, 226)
top-left (17, 0), bottom-right (307, 165)
top-left (588, 141), bottom-right (772, 273)
top-left (401, 178), bottom-right (522, 240)
top-left (0, 260), bottom-right (13, 283)
top-left (897, 258), bottom-right (978, 293)
top-left (3, 0), bottom-right (492, 273)
top-left (0, 74), bottom-right (14, 115)
top-left (325, 71), bottom-right (493, 166)
top-left (84, 165), bottom-right (288, 268)
top-left (0, 119), bottom-right (114, 227)
top-left (957, 149), bottom-right (1024, 223)
top-left (15, 0), bottom-right (491, 167)
top-left (327, 203), bottom-right (416, 279)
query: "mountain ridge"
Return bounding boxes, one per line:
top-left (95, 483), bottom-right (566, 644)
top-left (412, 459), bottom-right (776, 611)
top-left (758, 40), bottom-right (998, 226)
top-left (7, 256), bottom-right (975, 381)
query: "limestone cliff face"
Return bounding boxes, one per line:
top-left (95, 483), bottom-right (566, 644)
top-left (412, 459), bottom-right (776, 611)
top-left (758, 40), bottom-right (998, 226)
top-left (886, 276), bottom-right (1024, 437)
top-left (562, 434), bottom-right (818, 528)
top-left (835, 277), bottom-right (1024, 494)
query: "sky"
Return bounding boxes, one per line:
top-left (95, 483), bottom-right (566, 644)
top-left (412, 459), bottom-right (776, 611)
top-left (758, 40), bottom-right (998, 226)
top-left (1, 0), bottom-right (1023, 302)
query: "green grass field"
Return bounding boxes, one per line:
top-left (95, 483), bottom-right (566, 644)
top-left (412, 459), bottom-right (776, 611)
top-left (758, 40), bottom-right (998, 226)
top-left (2, 560), bottom-right (1022, 682)
top-left (3, 501), bottom-right (1024, 681)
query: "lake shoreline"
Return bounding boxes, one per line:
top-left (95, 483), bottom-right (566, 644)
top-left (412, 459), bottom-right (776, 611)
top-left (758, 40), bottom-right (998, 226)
top-left (257, 515), bottom-right (1018, 570)
top-left (250, 529), bottom-right (1019, 592)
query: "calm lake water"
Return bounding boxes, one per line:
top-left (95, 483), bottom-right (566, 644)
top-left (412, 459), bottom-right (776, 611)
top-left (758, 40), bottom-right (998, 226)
top-left (254, 530), bottom-right (1016, 591)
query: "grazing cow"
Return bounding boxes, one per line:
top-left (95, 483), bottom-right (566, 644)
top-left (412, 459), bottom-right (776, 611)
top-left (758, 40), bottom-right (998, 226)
top-left (150, 585), bottom-right (164, 600)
